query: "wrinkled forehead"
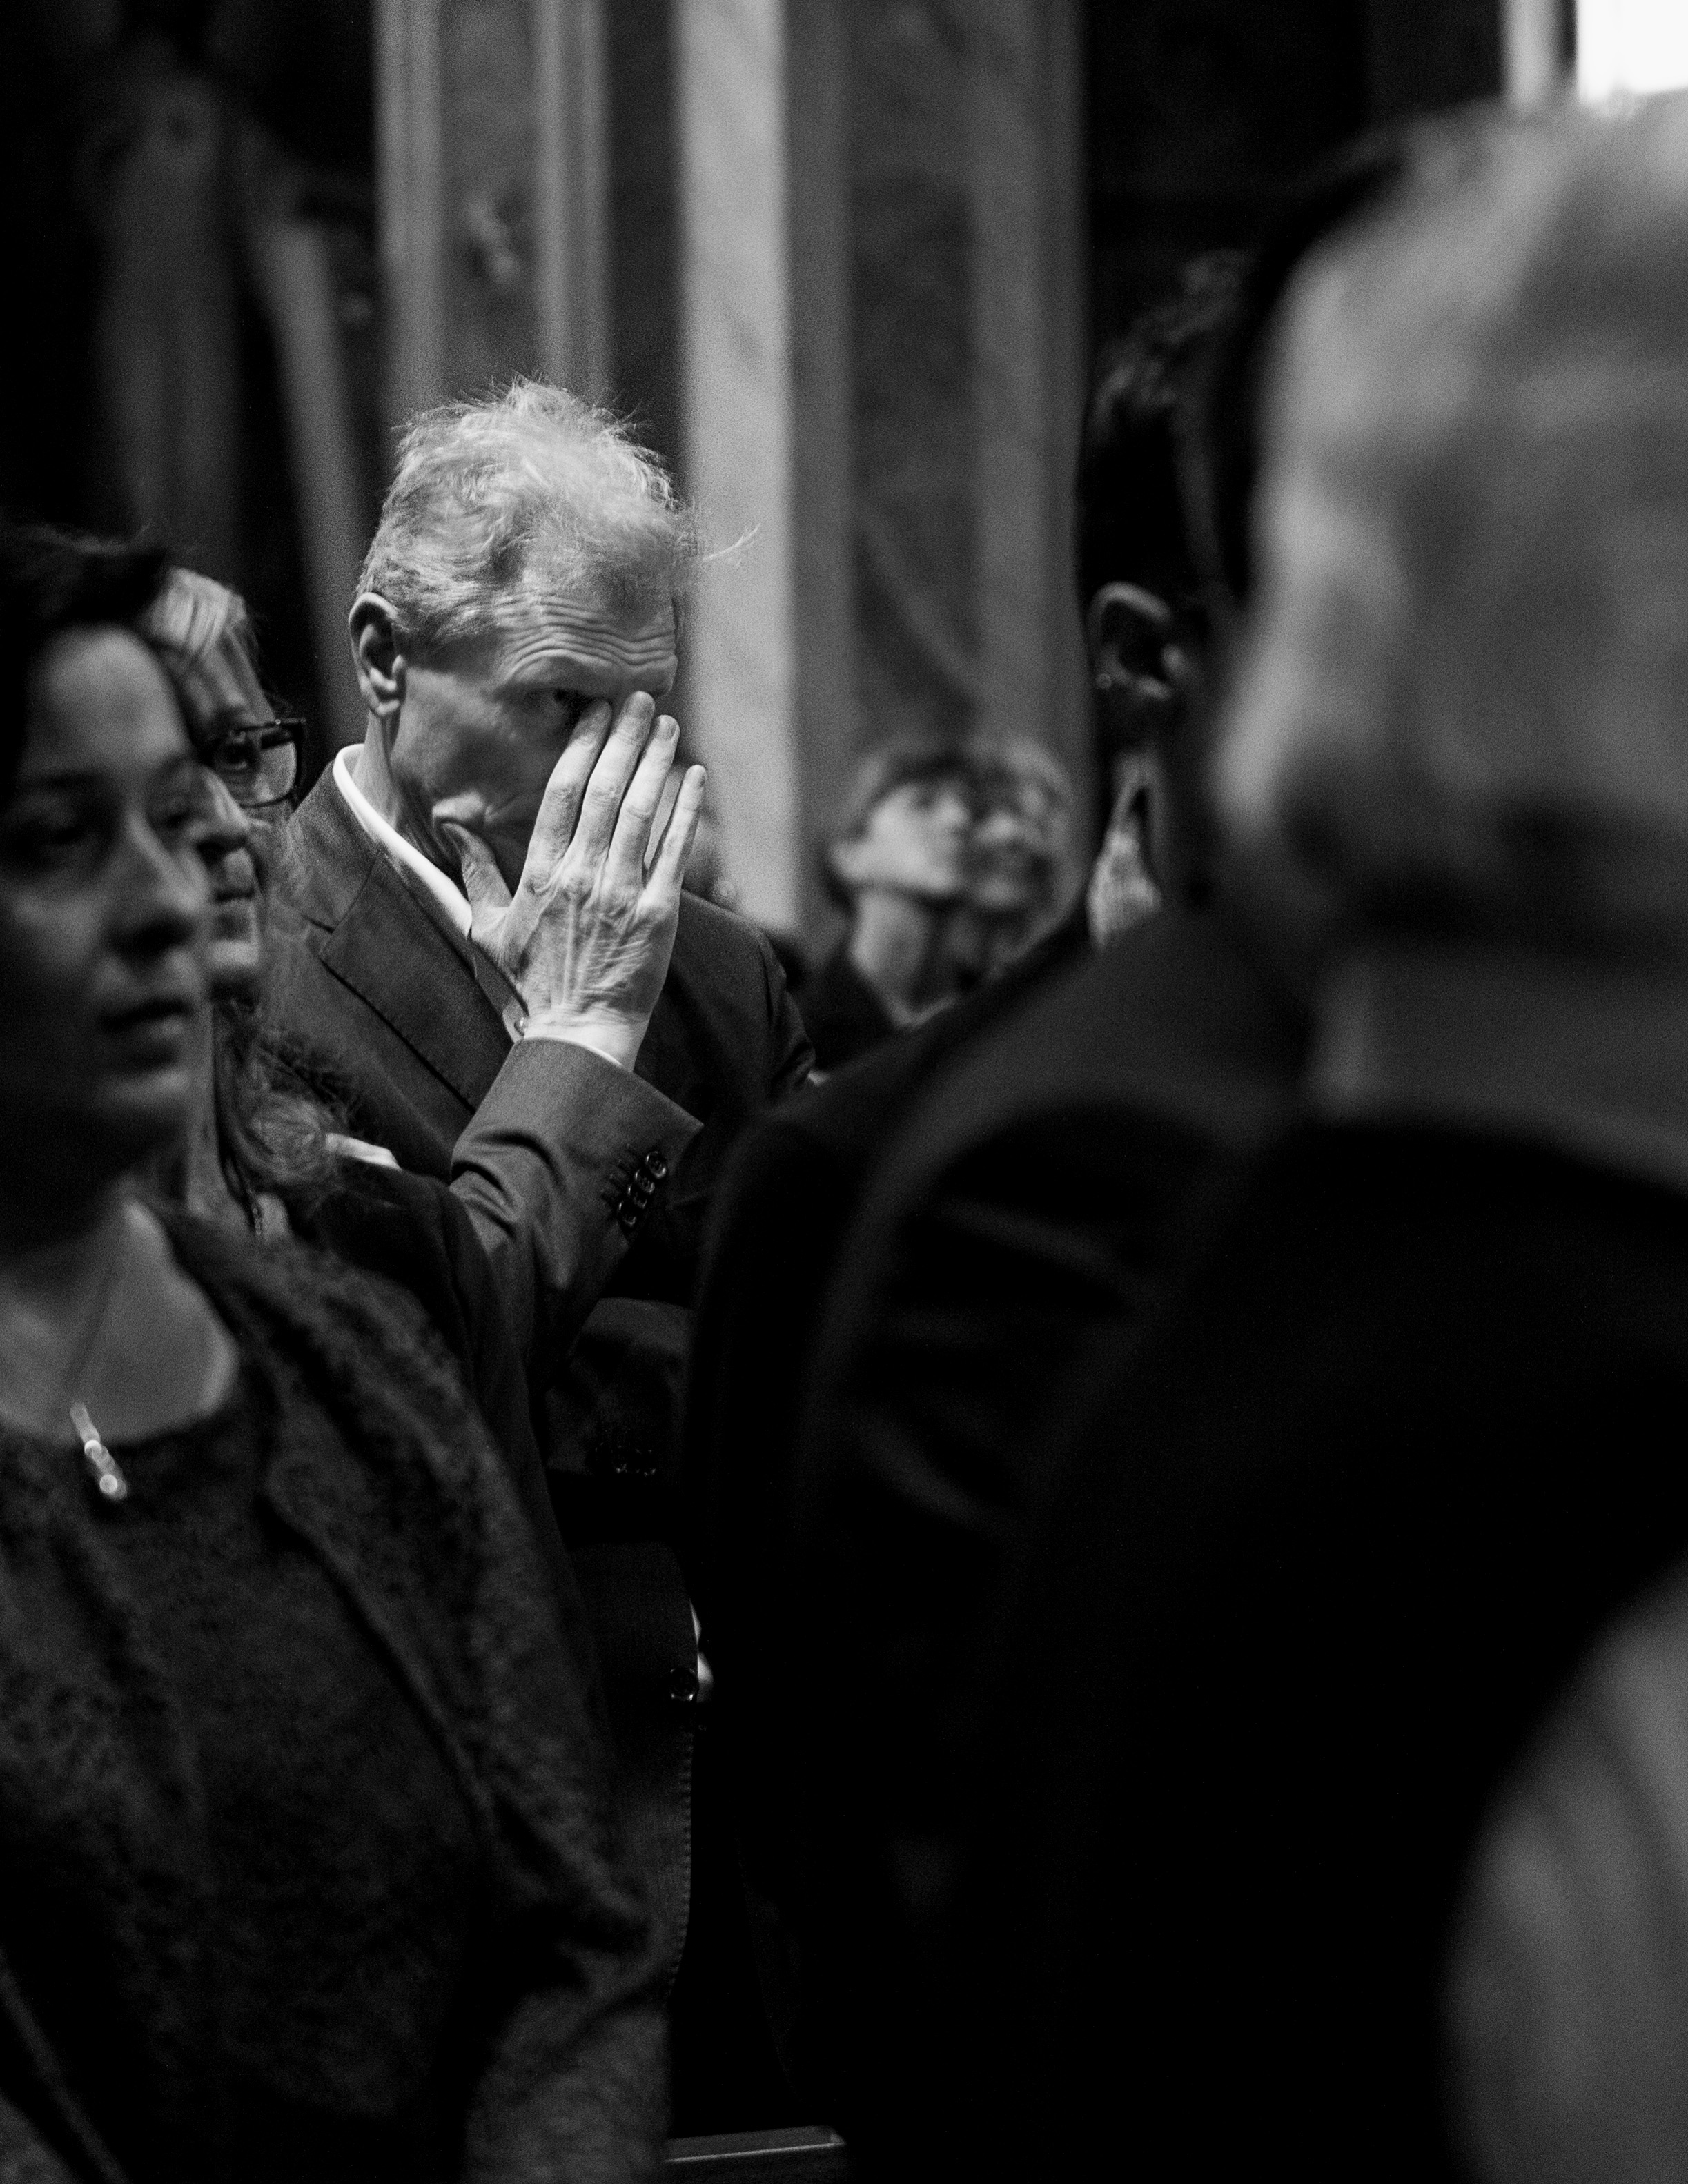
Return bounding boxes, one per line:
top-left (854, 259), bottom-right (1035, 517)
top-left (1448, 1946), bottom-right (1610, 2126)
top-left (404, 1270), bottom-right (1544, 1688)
top-left (480, 578), bottom-right (678, 696)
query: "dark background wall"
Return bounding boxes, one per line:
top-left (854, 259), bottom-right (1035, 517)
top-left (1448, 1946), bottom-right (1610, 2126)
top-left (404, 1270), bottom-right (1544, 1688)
top-left (1, 0), bottom-right (1507, 780)
top-left (1086, 0), bottom-right (1502, 353)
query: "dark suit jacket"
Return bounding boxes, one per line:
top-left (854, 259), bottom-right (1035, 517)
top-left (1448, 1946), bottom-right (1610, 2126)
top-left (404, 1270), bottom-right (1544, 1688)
top-left (274, 769), bottom-right (814, 1508)
top-left (783, 905), bottom-right (1307, 2118)
top-left (289, 1156), bottom-right (574, 1624)
top-left (934, 1124), bottom-right (1688, 2184)
top-left (273, 770), bottom-right (813, 1985)
top-left (680, 909), bottom-right (1087, 2080)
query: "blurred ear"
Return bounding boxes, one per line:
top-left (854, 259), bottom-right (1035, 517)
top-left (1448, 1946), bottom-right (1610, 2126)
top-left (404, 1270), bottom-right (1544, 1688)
top-left (1087, 582), bottom-right (1173, 687)
top-left (1088, 582), bottom-right (1183, 759)
top-left (349, 594), bottom-right (406, 722)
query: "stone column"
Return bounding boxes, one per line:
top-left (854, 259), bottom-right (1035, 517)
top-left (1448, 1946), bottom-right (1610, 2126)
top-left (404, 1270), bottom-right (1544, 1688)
top-left (674, 0), bottom-right (856, 936)
top-left (968, 0), bottom-right (1090, 820)
top-left (675, 0), bottom-right (800, 932)
top-left (374, 0), bottom-right (611, 425)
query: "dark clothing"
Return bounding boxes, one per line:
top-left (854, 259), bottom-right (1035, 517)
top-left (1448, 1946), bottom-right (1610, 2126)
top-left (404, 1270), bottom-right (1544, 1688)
top-left (291, 1157), bottom-right (567, 1604)
top-left (942, 1124), bottom-right (1688, 2184)
top-left (784, 907), bottom-right (1306, 2122)
top-left (273, 775), bottom-right (710, 1409)
top-left (37, 1374), bottom-right (481, 2184)
top-left (275, 768), bottom-right (813, 2036)
top-left (683, 909), bottom-right (1088, 2085)
top-left (794, 945), bottom-right (898, 1074)
top-left (0, 1215), bottom-right (662, 2184)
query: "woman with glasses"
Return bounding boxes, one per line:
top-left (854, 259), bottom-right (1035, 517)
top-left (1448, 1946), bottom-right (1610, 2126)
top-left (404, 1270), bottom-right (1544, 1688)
top-left (0, 525), bottom-right (664, 2181)
top-left (135, 565), bottom-right (587, 1592)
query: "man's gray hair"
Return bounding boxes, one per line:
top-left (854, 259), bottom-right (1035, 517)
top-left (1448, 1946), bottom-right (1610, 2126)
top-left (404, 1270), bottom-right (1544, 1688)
top-left (1217, 93), bottom-right (1688, 954)
top-left (359, 379), bottom-right (698, 656)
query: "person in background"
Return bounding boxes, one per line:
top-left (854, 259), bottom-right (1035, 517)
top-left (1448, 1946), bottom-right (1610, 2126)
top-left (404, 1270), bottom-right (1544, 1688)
top-left (959, 94), bottom-right (1688, 2182)
top-left (137, 564), bottom-right (589, 1616)
top-left (0, 523), bottom-right (664, 2184)
top-left (956, 734), bottom-right (1081, 983)
top-left (799, 736), bottom-right (977, 1074)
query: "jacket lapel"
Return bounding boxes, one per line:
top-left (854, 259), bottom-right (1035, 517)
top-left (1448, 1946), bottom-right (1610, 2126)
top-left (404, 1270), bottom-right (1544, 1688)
top-left (284, 776), bottom-right (509, 1113)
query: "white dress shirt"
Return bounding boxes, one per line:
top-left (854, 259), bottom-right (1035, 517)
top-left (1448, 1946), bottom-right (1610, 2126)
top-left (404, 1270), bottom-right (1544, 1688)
top-left (331, 743), bottom-right (626, 1065)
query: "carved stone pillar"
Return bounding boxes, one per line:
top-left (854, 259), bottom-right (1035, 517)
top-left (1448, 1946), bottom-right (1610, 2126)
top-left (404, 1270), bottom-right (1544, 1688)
top-left (374, 0), bottom-right (609, 426)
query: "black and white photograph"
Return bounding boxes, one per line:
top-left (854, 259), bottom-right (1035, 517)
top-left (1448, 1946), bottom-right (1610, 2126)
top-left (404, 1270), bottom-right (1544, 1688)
top-left (0, 2), bottom-right (1683, 2178)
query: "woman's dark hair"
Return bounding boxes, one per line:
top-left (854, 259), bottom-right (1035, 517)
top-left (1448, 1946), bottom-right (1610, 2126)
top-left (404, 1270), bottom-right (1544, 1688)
top-left (0, 524), bottom-right (171, 800)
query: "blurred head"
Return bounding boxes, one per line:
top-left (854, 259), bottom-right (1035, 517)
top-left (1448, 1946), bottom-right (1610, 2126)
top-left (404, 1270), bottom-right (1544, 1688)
top-left (0, 529), bottom-right (209, 1181)
top-left (1219, 97), bottom-right (1688, 963)
top-left (825, 738), bottom-right (975, 914)
top-left (966, 736), bottom-right (1077, 932)
top-left (350, 379), bottom-right (697, 885)
top-left (142, 569), bottom-right (275, 1001)
top-left (1077, 257), bottom-right (1244, 896)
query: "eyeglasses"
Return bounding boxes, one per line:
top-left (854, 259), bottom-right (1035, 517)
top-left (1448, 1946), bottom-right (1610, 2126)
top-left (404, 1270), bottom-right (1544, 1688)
top-left (199, 717), bottom-right (306, 813)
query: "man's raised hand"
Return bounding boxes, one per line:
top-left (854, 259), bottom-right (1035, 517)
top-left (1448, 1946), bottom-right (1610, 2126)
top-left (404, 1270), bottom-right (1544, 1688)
top-left (439, 693), bottom-right (707, 1071)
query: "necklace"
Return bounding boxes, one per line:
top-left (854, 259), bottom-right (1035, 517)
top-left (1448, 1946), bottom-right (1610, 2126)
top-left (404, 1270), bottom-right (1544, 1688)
top-left (0, 1205), bottom-right (131, 1502)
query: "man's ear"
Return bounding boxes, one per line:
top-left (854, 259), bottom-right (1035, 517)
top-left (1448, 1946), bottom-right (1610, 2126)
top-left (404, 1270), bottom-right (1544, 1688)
top-left (349, 594), bottom-right (406, 722)
top-left (1087, 582), bottom-right (1174, 692)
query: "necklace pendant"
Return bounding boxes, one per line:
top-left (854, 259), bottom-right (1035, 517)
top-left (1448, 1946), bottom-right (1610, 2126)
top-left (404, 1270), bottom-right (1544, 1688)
top-left (68, 1401), bottom-right (128, 1503)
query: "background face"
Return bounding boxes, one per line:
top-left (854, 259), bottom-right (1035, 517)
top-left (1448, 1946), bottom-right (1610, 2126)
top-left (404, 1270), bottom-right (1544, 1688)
top-left (190, 767), bottom-right (265, 1003)
top-left (392, 591), bottom-right (678, 890)
top-left (970, 777), bottom-right (1068, 917)
top-left (836, 774), bottom-right (974, 904)
top-left (0, 629), bottom-right (209, 1168)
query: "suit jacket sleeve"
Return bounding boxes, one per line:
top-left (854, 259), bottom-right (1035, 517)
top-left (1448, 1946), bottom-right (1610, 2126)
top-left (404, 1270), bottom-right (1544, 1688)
top-left (760, 928), bottom-right (818, 1104)
top-left (450, 1038), bottom-right (700, 1384)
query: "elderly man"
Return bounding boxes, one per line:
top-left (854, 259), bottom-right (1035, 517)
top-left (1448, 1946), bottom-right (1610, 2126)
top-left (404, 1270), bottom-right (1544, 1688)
top-left (273, 382), bottom-right (812, 2026)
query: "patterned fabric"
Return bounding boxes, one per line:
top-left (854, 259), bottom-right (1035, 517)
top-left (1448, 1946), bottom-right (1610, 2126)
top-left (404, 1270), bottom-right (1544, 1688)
top-left (0, 1215), bottom-right (664, 2184)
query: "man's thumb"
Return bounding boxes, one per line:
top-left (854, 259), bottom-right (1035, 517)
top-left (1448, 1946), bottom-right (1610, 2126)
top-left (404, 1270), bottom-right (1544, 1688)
top-left (439, 822), bottom-right (511, 931)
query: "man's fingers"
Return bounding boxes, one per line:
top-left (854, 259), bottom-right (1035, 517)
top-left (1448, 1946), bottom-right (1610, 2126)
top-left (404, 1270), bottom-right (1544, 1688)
top-left (570, 692), bottom-right (658, 866)
top-left (440, 822), bottom-right (513, 933)
top-left (607, 713), bottom-right (682, 881)
top-left (527, 700), bottom-right (614, 874)
top-left (649, 763), bottom-right (707, 896)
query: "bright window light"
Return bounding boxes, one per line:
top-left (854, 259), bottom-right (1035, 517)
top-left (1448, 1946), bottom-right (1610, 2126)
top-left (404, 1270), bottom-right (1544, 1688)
top-left (1578, 0), bottom-right (1688, 100)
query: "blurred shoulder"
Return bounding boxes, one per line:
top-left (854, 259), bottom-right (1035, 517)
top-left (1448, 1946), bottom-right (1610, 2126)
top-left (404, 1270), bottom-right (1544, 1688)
top-left (665, 893), bottom-right (814, 1090)
top-left (669, 889), bottom-right (786, 992)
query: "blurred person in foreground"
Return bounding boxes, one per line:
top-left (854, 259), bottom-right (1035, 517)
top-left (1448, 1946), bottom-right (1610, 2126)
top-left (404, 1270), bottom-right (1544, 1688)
top-left (959, 92), bottom-right (1688, 2184)
top-left (798, 738), bottom-right (977, 1074)
top-left (0, 527), bottom-right (663, 2183)
top-left (779, 171), bottom-right (1426, 2154)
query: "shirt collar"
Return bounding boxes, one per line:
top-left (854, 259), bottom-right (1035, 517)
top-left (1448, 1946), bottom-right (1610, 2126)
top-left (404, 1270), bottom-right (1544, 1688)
top-left (333, 743), bottom-right (472, 943)
top-left (331, 745), bottom-right (526, 1038)
top-left (1307, 943), bottom-right (1688, 1199)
